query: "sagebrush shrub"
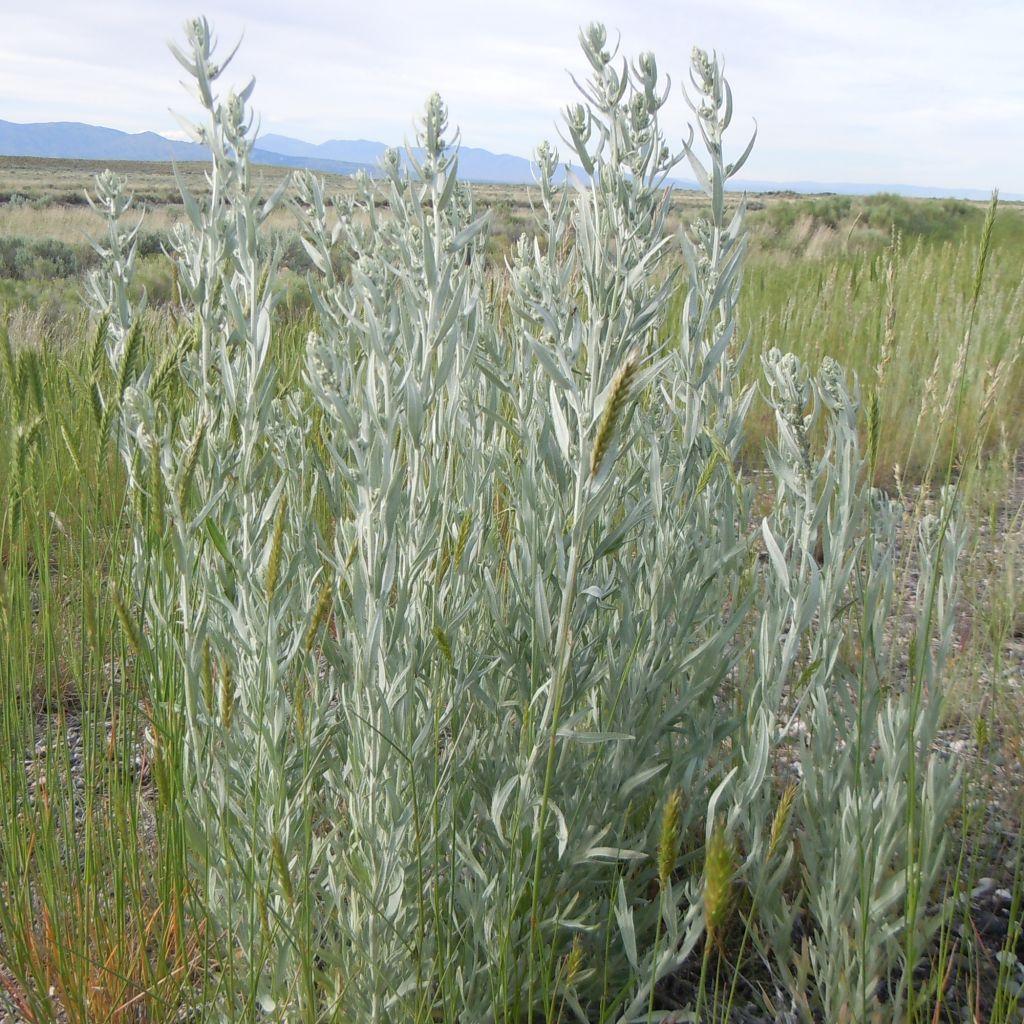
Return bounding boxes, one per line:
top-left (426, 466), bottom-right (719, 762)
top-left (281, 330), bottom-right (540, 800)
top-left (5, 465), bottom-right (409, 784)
top-left (86, 17), bottom-right (965, 1022)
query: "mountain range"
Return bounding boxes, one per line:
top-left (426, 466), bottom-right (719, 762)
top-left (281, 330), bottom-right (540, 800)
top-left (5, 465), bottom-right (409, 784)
top-left (0, 118), bottom-right (1013, 202)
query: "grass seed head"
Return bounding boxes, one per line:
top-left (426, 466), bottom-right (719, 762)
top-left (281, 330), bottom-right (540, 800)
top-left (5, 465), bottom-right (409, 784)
top-left (89, 313), bottom-right (110, 380)
top-left (272, 832), bottom-right (295, 906)
top-left (658, 789), bottom-right (682, 888)
top-left (111, 587), bottom-right (144, 655)
top-left (177, 417), bottom-right (207, 510)
top-left (219, 658), bottom-right (234, 729)
top-left (703, 817), bottom-right (735, 941)
top-left (564, 934), bottom-right (584, 985)
top-left (18, 349), bottom-right (44, 414)
top-left (591, 352), bottom-right (639, 478)
top-left (265, 491), bottom-right (288, 600)
top-left (453, 512), bottom-right (472, 569)
top-left (304, 577), bottom-right (334, 653)
top-left (433, 626), bottom-right (453, 667)
top-left (867, 391), bottom-right (881, 474)
top-left (59, 422), bottom-right (82, 476)
top-left (768, 783), bottom-right (797, 860)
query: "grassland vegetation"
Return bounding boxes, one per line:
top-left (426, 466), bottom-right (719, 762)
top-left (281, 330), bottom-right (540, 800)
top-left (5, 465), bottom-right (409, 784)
top-left (3, 164), bottom-right (1022, 481)
top-left (0, 16), bottom-right (1021, 1024)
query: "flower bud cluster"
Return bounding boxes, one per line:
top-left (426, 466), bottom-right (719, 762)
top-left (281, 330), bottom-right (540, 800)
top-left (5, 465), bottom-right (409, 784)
top-left (764, 348), bottom-right (815, 486)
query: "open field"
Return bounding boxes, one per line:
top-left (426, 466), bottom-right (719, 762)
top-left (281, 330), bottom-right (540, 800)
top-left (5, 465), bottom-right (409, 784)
top-left (0, 155), bottom-right (304, 205)
top-left (2, 155), bottom-right (1022, 479)
top-left (1, 38), bottom-right (1024, 1024)
top-left (5, 153), bottom-right (1020, 245)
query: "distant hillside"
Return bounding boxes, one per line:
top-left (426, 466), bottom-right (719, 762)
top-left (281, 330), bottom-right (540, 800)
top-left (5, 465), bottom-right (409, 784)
top-left (258, 134), bottom-right (389, 166)
top-left (0, 119), bottom-right (206, 162)
top-left (0, 119), bottom-right (1016, 200)
top-left (200, 130), bottom-right (1024, 199)
top-left (259, 133), bottom-right (541, 185)
top-left (0, 120), bottom-right (375, 178)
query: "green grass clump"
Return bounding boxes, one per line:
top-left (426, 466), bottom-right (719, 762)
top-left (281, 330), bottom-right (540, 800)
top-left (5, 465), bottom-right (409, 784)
top-left (739, 221), bottom-right (1024, 480)
top-left (0, 235), bottom-right (80, 281)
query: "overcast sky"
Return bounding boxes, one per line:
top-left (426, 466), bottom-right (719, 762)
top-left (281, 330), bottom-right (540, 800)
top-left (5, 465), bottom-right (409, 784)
top-left (3, 0), bottom-right (1022, 193)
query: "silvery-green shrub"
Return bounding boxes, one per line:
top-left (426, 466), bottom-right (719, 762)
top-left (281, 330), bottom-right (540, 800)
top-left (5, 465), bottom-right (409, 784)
top-left (87, 17), bottom-right (965, 1022)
